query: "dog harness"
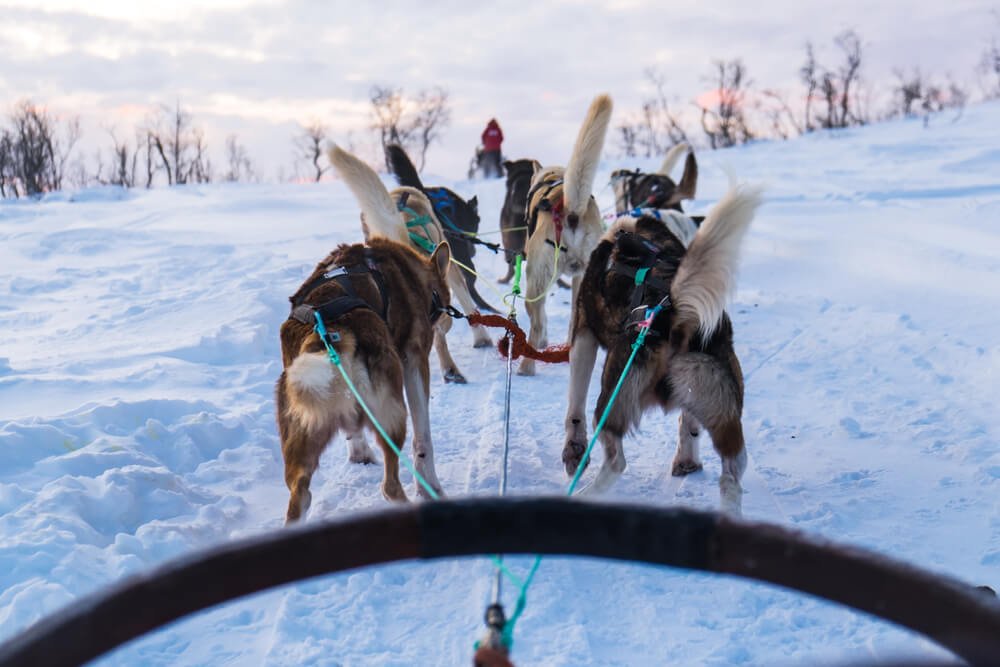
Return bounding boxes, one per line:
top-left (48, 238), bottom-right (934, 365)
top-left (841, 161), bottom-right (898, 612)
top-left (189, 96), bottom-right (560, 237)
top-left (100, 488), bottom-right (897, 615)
top-left (287, 251), bottom-right (461, 340)
top-left (525, 177), bottom-right (569, 252)
top-left (287, 253), bottom-right (390, 334)
top-left (609, 229), bottom-right (676, 331)
top-left (614, 170), bottom-right (683, 214)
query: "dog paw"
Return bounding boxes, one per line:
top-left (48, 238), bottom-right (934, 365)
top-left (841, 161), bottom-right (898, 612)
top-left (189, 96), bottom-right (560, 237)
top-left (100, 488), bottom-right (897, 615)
top-left (349, 451), bottom-right (377, 465)
top-left (562, 440), bottom-right (590, 477)
top-left (473, 336), bottom-right (494, 349)
top-left (516, 359), bottom-right (536, 376)
top-left (382, 482), bottom-right (408, 503)
top-left (671, 460), bottom-right (703, 477)
top-left (444, 369), bottom-right (468, 384)
top-left (719, 474), bottom-right (743, 516)
top-left (417, 483), bottom-right (445, 500)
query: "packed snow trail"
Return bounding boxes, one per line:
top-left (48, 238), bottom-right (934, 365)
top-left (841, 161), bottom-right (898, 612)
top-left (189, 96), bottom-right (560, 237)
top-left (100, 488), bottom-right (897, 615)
top-left (1, 103), bottom-right (999, 665)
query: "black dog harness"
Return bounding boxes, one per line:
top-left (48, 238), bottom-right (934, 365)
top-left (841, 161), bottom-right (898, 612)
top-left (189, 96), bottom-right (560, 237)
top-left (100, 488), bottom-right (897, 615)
top-left (288, 253), bottom-right (389, 331)
top-left (287, 251), bottom-right (462, 337)
top-left (609, 230), bottom-right (676, 331)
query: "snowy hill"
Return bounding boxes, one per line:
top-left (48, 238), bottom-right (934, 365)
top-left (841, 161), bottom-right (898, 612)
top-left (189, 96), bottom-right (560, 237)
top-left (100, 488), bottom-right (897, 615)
top-left (1, 103), bottom-right (998, 666)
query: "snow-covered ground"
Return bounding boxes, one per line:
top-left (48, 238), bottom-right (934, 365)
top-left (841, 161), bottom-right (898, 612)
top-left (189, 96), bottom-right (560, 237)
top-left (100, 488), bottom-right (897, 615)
top-left (1, 103), bottom-right (998, 666)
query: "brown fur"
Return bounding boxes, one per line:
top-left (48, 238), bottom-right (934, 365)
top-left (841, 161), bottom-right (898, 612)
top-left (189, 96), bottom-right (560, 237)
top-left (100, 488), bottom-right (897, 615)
top-left (388, 186), bottom-right (494, 383)
top-left (276, 238), bottom-right (451, 522)
top-left (562, 207), bottom-right (753, 512)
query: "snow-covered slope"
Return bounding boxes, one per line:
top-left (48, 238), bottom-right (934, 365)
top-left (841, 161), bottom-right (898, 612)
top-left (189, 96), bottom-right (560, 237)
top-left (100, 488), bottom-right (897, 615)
top-left (1, 103), bottom-right (998, 666)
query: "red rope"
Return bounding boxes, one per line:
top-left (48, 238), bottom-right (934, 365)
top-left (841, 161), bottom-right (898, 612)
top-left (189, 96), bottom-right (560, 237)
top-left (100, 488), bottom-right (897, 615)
top-left (467, 313), bottom-right (569, 364)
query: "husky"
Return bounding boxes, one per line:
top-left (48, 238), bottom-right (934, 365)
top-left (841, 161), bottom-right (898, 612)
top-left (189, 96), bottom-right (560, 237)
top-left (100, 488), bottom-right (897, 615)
top-left (517, 94), bottom-right (614, 377)
top-left (497, 158), bottom-right (541, 284)
top-left (372, 183), bottom-right (494, 384)
top-left (610, 143), bottom-right (699, 215)
top-left (276, 146), bottom-right (453, 523)
top-left (562, 182), bottom-right (763, 514)
top-left (385, 144), bottom-right (497, 314)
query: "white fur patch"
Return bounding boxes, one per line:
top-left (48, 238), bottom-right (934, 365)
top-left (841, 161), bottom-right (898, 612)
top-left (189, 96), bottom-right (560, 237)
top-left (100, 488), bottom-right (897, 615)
top-left (671, 183), bottom-right (764, 337)
top-left (287, 353), bottom-right (334, 398)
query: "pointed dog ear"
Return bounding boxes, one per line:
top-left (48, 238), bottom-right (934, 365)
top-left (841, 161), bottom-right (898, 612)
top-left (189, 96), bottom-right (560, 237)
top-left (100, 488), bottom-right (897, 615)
top-left (430, 241), bottom-right (451, 277)
top-left (468, 195), bottom-right (478, 213)
top-left (674, 152), bottom-right (698, 201)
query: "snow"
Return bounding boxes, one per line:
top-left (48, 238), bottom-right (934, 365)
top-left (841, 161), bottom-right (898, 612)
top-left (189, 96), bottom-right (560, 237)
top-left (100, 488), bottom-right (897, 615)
top-left (2, 104), bottom-right (999, 665)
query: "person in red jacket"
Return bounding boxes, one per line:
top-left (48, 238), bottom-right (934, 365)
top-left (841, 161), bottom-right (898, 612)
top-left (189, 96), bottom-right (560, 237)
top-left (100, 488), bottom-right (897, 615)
top-left (480, 118), bottom-right (504, 178)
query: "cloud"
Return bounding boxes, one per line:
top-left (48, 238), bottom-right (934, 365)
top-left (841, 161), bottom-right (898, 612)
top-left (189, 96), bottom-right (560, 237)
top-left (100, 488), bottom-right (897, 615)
top-left (0, 0), bottom-right (995, 177)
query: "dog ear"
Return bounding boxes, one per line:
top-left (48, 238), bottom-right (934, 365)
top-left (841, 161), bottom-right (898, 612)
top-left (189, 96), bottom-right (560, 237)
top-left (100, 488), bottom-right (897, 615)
top-left (674, 152), bottom-right (698, 201)
top-left (468, 195), bottom-right (478, 213)
top-left (430, 241), bottom-right (451, 277)
top-left (502, 160), bottom-right (513, 173)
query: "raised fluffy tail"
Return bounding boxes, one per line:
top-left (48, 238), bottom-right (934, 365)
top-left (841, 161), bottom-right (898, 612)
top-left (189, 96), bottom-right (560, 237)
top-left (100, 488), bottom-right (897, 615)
top-left (670, 183), bottom-right (764, 338)
top-left (563, 94), bottom-right (613, 216)
top-left (657, 143), bottom-right (689, 176)
top-left (386, 144), bottom-right (425, 190)
top-left (328, 145), bottom-right (408, 245)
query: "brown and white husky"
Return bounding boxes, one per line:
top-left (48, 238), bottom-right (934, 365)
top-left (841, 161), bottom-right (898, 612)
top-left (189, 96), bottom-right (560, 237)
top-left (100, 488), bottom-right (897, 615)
top-left (275, 146), bottom-right (453, 523)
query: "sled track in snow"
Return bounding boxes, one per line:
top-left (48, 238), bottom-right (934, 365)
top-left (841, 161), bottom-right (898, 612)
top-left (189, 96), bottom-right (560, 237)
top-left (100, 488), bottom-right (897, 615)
top-left (2, 498), bottom-right (999, 667)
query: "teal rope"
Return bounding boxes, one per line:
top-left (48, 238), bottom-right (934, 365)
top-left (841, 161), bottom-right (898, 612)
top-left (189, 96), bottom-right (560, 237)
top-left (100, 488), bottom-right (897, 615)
top-left (499, 303), bottom-right (664, 648)
top-left (312, 312), bottom-right (528, 589)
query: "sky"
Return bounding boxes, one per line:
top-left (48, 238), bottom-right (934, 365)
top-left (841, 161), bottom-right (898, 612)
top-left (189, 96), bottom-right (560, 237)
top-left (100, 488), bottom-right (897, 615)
top-left (1, 0), bottom-right (997, 180)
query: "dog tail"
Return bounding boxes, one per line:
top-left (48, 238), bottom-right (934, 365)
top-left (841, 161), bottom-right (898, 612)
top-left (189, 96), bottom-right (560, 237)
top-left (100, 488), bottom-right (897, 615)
top-left (657, 142), bottom-right (689, 177)
top-left (328, 145), bottom-right (409, 245)
top-left (670, 183), bottom-right (763, 339)
top-left (563, 94), bottom-right (613, 216)
top-left (386, 144), bottom-right (425, 191)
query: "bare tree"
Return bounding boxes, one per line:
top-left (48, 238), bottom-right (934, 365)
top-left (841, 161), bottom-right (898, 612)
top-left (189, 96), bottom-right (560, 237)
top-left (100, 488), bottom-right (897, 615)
top-left (5, 100), bottom-right (80, 197)
top-left (0, 129), bottom-right (15, 198)
top-left (759, 89), bottom-right (803, 139)
top-left (99, 127), bottom-right (140, 188)
top-left (296, 121), bottom-right (329, 182)
top-left (411, 87), bottom-right (451, 171)
top-left (800, 42), bottom-right (819, 132)
top-left (835, 30), bottom-right (864, 127)
top-left (145, 101), bottom-right (211, 186)
top-left (369, 84), bottom-right (452, 171)
top-left (978, 14), bottom-right (1000, 98)
top-left (224, 134), bottom-right (256, 183)
top-left (698, 59), bottom-right (754, 149)
top-left (893, 68), bottom-right (925, 117)
top-left (615, 69), bottom-right (689, 158)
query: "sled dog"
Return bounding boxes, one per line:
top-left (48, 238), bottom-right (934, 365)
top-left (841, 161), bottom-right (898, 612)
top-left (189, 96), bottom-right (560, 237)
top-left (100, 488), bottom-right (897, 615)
top-left (497, 158), bottom-right (541, 283)
top-left (386, 144), bottom-right (496, 314)
top-left (276, 146), bottom-right (453, 522)
top-left (518, 94), bottom-right (614, 377)
top-left (562, 182), bottom-right (763, 514)
top-left (610, 143), bottom-right (699, 215)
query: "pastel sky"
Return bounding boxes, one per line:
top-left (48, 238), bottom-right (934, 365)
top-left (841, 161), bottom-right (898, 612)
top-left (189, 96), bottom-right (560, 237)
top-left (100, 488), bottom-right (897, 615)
top-left (1, 0), bottom-right (996, 179)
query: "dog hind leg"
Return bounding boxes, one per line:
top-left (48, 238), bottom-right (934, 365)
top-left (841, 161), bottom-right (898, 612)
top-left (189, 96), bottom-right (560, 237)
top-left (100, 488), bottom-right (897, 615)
top-left (578, 350), bottom-right (649, 495)
top-left (672, 410), bottom-right (704, 476)
top-left (346, 428), bottom-right (377, 464)
top-left (670, 352), bottom-right (746, 514)
top-left (281, 423), bottom-right (328, 524)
